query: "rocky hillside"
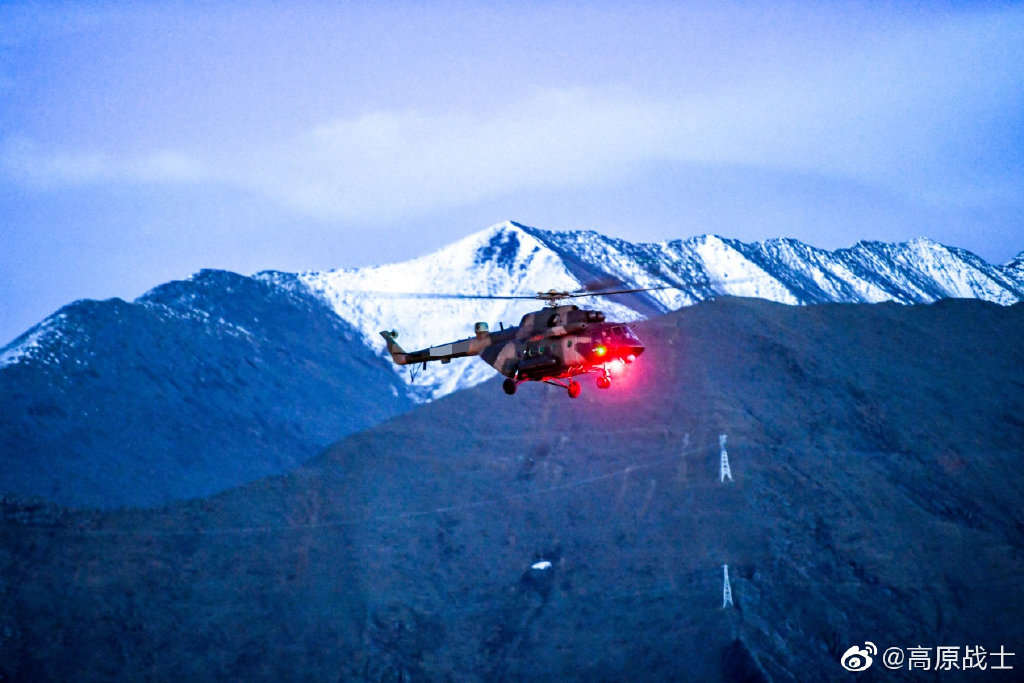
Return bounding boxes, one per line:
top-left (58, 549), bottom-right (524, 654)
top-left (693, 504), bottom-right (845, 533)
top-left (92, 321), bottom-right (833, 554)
top-left (0, 270), bottom-right (412, 508)
top-left (2, 297), bottom-right (1020, 680)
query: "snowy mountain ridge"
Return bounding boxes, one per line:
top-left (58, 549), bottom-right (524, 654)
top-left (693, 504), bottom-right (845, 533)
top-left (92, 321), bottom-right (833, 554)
top-left (3, 220), bottom-right (1022, 403)
top-left (273, 221), bottom-right (1024, 400)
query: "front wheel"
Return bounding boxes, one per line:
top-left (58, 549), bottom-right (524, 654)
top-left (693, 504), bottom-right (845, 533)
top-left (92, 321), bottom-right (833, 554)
top-left (567, 380), bottom-right (581, 398)
top-left (503, 378), bottom-right (517, 395)
top-left (596, 375), bottom-right (611, 389)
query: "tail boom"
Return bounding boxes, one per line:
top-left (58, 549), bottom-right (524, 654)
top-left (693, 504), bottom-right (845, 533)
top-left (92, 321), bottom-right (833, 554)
top-left (379, 330), bottom-right (489, 366)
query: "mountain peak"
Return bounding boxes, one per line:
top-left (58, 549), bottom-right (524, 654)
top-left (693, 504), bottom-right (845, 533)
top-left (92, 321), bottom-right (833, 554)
top-left (475, 219), bottom-right (537, 239)
top-left (905, 236), bottom-right (946, 250)
top-left (497, 218), bottom-right (532, 231)
top-left (0, 314), bottom-right (67, 368)
top-left (674, 233), bottom-right (728, 247)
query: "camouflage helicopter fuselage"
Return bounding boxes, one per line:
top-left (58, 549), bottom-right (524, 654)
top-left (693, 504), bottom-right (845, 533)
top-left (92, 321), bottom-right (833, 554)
top-left (379, 304), bottom-right (645, 397)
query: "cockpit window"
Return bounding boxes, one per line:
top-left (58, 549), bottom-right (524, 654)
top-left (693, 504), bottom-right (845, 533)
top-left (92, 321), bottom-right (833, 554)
top-left (547, 313), bottom-right (560, 327)
top-left (612, 326), bottom-right (624, 336)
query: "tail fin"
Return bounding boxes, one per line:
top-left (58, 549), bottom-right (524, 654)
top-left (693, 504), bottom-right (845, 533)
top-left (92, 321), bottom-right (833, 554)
top-left (379, 330), bottom-right (408, 364)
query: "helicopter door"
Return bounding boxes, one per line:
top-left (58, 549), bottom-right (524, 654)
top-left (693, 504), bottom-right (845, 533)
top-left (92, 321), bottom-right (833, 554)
top-left (519, 341), bottom-right (559, 376)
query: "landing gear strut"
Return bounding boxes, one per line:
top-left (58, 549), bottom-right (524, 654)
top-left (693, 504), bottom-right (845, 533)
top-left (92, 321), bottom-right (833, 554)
top-left (503, 378), bottom-right (517, 395)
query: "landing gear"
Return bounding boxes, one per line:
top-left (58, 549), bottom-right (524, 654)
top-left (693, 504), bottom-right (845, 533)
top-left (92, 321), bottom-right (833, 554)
top-left (596, 374), bottom-right (611, 389)
top-left (567, 380), bottom-right (581, 398)
top-left (503, 378), bottom-right (517, 395)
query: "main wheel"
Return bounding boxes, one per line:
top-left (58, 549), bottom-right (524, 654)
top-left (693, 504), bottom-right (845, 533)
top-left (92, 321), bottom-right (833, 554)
top-left (503, 378), bottom-right (517, 395)
top-left (596, 375), bottom-right (611, 389)
top-left (567, 380), bottom-right (581, 398)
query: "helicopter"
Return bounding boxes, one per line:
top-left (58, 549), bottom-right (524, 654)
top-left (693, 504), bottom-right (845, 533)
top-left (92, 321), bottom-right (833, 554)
top-left (379, 283), bottom-right (676, 398)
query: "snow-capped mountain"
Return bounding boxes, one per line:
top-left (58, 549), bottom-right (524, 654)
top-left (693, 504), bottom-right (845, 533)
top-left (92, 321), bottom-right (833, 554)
top-left (269, 226), bottom-right (642, 400)
top-left (1, 220), bottom-right (1021, 507)
top-left (267, 221), bottom-right (1024, 401)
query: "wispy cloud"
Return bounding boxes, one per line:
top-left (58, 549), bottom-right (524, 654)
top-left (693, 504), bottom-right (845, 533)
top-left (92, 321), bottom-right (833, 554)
top-left (2, 138), bottom-right (207, 188)
top-left (230, 88), bottom-right (678, 220)
top-left (4, 7), bottom-right (1021, 221)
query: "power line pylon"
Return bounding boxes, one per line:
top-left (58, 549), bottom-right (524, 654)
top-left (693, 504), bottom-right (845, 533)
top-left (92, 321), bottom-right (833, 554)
top-left (719, 433), bottom-right (733, 483)
top-left (722, 563), bottom-right (733, 608)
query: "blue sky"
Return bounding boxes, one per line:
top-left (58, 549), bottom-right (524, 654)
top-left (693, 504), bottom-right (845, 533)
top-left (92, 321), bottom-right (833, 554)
top-left (2, 1), bottom-right (1023, 343)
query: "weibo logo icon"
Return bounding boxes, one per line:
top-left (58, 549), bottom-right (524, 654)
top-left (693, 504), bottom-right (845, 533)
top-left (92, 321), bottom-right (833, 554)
top-left (840, 642), bottom-right (877, 672)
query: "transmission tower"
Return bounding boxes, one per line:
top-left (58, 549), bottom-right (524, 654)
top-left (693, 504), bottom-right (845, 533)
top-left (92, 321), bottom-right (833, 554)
top-left (719, 433), bottom-right (733, 483)
top-left (722, 563), bottom-right (733, 608)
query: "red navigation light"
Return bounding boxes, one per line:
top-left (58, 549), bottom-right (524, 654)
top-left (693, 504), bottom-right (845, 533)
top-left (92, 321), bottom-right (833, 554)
top-left (593, 344), bottom-right (607, 357)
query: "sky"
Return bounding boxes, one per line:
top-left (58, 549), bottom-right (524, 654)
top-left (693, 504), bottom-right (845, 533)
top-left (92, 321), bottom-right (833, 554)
top-left (2, 1), bottom-right (1023, 343)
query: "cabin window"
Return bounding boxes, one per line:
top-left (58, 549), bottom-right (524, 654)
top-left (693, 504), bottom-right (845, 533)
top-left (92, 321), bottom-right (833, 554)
top-left (547, 313), bottom-right (560, 327)
top-left (567, 339), bottom-right (573, 347)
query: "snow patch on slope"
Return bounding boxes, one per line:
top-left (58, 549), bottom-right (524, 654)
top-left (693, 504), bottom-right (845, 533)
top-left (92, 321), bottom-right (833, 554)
top-left (690, 235), bottom-right (800, 303)
top-left (0, 314), bottom-right (69, 368)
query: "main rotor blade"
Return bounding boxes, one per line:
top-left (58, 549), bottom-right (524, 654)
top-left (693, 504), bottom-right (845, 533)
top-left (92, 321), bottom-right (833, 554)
top-left (561, 275), bottom-right (765, 299)
top-left (570, 276), bottom-right (626, 294)
top-left (336, 274), bottom-right (767, 301)
top-left (561, 285), bottom-right (677, 298)
top-left (340, 291), bottom-right (541, 300)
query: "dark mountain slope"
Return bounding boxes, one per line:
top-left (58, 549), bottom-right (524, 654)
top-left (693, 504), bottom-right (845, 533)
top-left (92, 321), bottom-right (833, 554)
top-left (0, 270), bottom-right (412, 508)
top-left (1, 297), bottom-right (1021, 681)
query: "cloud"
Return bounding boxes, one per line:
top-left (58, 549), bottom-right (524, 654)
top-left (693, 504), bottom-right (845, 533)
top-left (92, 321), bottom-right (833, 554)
top-left (231, 88), bottom-right (678, 220)
top-left (4, 7), bottom-right (1022, 222)
top-left (1, 138), bottom-right (208, 188)
top-left (212, 4), bottom-right (1024, 221)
